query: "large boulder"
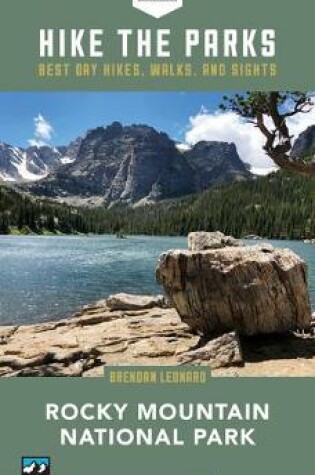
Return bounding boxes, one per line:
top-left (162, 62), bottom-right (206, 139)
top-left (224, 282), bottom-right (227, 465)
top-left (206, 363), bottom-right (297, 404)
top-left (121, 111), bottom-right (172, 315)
top-left (156, 244), bottom-right (312, 336)
top-left (188, 231), bottom-right (240, 251)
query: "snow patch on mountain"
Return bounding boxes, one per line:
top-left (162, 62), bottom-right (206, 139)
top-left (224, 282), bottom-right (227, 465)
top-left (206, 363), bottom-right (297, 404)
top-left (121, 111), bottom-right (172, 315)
top-left (60, 156), bottom-right (76, 165)
top-left (0, 141), bottom-right (79, 182)
top-left (12, 152), bottom-right (48, 181)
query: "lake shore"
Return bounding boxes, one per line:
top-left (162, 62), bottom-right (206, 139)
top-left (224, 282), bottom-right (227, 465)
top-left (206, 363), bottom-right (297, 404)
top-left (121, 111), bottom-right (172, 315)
top-left (1, 230), bottom-right (315, 241)
top-left (1, 295), bottom-right (315, 378)
top-left (0, 235), bottom-right (314, 326)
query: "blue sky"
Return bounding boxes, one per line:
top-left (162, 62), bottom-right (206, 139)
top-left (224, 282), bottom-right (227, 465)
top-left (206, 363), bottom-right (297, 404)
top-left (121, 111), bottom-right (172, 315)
top-left (0, 92), bottom-right (223, 147)
top-left (22, 457), bottom-right (50, 467)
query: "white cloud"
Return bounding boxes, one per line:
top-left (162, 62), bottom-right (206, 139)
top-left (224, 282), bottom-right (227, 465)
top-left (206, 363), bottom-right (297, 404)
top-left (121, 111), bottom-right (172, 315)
top-left (285, 103), bottom-right (315, 137)
top-left (28, 114), bottom-right (54, 147)
top-left (184, 104), bottom-right (315, 174)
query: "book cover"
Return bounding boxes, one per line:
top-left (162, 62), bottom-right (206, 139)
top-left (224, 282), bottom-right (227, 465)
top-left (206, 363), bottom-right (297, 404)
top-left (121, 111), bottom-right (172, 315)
top-left (0, 1), bottom-right (314, 474)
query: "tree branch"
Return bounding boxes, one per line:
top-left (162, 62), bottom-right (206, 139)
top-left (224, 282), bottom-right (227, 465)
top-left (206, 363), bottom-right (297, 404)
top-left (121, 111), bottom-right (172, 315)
top-left (270, 152), bottom-right (315, 176)
top-left (221, 92), bottom-right (315, 177)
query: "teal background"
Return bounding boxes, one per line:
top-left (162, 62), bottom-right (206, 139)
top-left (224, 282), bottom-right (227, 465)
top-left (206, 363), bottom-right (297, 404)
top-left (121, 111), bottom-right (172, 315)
top-left (0, 368), bottom-right (314, 475)
top-left (0, 0), bottom-right (313, 90)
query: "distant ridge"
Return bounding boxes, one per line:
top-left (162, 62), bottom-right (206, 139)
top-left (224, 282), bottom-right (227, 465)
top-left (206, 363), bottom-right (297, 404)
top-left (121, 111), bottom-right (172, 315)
top-left (1, 122), bottom-right (314, 207)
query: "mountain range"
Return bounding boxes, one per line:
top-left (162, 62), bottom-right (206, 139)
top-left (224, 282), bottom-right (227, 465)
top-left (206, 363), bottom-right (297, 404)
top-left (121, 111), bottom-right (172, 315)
top-left (0, 122), bottom-right (250, 206)
top-left (0, 139), bottom-right (80, 182)
top-left (0, 122), bottom-right (314, 207)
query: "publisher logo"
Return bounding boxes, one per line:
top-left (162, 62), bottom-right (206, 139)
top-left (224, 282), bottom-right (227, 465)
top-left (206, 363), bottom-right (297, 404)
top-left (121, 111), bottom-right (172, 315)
top-left (21, 457), bottom-right (51, 475)
top-left (133, 0), bottom-right (183, 18)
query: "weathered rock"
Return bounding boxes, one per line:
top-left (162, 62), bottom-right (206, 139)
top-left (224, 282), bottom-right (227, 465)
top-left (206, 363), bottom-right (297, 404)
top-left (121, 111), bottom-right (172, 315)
top-left (0, 294), bottom-right (314, 377)
top-left (188, 231), bottom-right (240, 251)
top-left (0, 299), bottom-right (200, 377)
top-left (132, 337), bottom-right (176, 358)
top-left (177, 332), bottom-right (243, 368)
top-left (106, 293), bottom-right (165, 311)
top-left (157, 245), bottom-right (312, 336)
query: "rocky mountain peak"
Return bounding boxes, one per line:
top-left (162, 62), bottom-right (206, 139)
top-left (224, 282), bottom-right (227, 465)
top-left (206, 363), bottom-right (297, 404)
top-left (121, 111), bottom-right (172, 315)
top-left (185, 139), bottom-right (249, 191)
top-left (85, 121), bottom-right (124, 142)
top-left (0, 140), bottom-right (80, 182)
top-left (291, 125), bottom-right (315, 159)
top-left (189, 140), bottom-right (239, 158)
top-left (2, 121), bottom-right (252, 206)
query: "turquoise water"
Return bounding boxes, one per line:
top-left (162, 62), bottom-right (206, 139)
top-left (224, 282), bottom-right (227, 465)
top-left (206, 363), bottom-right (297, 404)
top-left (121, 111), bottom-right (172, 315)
top-left (0, 235), bottom-right (314, 325)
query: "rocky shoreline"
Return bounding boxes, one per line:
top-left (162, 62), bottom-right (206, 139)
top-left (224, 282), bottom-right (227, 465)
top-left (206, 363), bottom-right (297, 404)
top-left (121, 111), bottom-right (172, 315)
top-left (1, 232), bottom-right (314, 378)
top-left (0, 293), bottom-right (315, 377)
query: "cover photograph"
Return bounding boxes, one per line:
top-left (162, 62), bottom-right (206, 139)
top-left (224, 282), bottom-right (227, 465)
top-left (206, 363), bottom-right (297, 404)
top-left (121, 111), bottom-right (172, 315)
top-left (0, 1), bottom-right (314, 474)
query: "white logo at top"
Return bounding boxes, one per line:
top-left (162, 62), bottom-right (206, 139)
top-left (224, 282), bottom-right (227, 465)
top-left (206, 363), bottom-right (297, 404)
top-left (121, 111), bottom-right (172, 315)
top-left (133, 0), bottom-right (183, 18)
